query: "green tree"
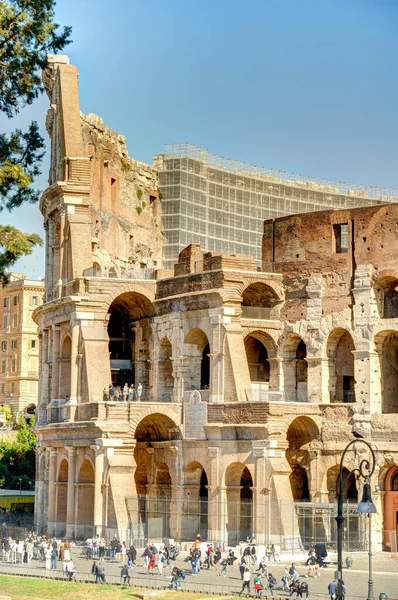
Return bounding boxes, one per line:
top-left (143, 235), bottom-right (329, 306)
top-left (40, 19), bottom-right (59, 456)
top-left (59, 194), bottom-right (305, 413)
top-left (0, 1), bottom-right (71, 270)
top-left (0, 414), bottom-right (36, 489)
top-left (0, 224), bottom-right (43, 283)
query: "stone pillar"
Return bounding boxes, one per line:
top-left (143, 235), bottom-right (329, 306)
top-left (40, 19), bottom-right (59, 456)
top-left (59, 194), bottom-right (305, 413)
top-left (34, 448), bottom-right (45, 532)
top-left (268, 357), bottom-right (281, 391)
top-left (51, 326), bottom-right (61, 400)
top-left (253, 445), bottom-right (268, 544)
top-left (47, 448), bottom-right (58, 535)
top-left (306, 357), bottom-right (324, 403)
top-left (209, 311), bottom-right (225, 403)
top-left (69, 325), bottom-right (79, 404)
top-left (353, 348), bottom-right (379, 412)
top-left (92, 446), bottom-right (105, 536)
top-left (207, 447), bottom-right (224, 542)
top-left (66, 447), bottom-right (76, 539)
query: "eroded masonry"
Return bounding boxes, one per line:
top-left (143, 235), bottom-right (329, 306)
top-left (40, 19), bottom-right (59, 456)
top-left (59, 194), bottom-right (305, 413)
top-left (34, 55), bottom-right (398, 551)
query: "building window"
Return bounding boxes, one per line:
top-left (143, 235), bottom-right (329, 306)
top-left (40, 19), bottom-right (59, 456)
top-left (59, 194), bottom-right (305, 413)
top-left (0, 383), bottom-right (4, 394)
top-left (3, 297), bottom-right (8, 308)
top-left (1, 360), bottom-right (6, 373)
top-left (12, 313), bottom-right (18, 327)
top-left (11, 339), bottom-right (17, 350)
top-left (13, 295), bottom-right (19, 306)
top-left (111, 177), bottom-right (117, 202)
top-left (2, 315), bottom-right (8, 328)
top-left (32, 296), bottom-right (38, 306)
top-left (11, 358), bottom-right (16, 372)
top-left (31, 339), bottom-right (37, 349)
top-left (333, 223), bottom-right (349, 253)
top-left (1, 341), bottom-right (6, 352)
top-left (10, 382), bottom-right (15, 394)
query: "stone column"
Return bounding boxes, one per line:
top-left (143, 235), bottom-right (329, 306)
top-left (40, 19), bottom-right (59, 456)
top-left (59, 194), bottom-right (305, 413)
top-left (253, 445), bottom-right (268, 544)
top-left (92, 445), bottom-right (105, 536)
top-left (51, 326), bottom-right (61, 400)
top-left (66, 447), bottom-right (76, 539)
top-left (69, 325), bottom-right (79, 405)
top-left (268, 357), bottom-right (281, 391)
top-left (306, 357), bottom-right (324, 403)
top-left (206, 447), bottom-right (224, 542)
top-left (353, 348), bottom-right (379, 412)
top-left (47, 448), bottom-right (58, 535)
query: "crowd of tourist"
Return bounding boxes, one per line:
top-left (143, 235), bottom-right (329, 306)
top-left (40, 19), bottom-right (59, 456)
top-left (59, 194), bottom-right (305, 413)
top-left (0, 530), bottom-right (348, 597)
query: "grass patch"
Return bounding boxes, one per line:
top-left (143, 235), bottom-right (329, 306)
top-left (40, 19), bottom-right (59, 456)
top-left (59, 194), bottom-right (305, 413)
top-left (0, 574), bottom-right (235, 600)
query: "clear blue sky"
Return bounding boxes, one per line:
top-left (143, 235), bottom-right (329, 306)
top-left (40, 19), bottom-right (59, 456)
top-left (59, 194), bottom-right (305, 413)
top-left (2, 0), bottom-right (398, 277)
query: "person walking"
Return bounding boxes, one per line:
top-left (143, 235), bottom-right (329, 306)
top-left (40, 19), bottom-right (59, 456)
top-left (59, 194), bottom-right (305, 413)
top-left (137, 382), bottom-right (143, 400)
top-left (267, 573), bottom-right (277, 597)
top-left (128, 384), bottom-right (135, 401)
top-left (96, 562), bottom-right (106, 583)
top-left (239, 567), bottom-right (251, 598)
top-left (239, 557), bottom-right (246, 580)
top-left (328, 579), bottom-right (338, 600)
top-left (123, 383), bottom-right (129, 402)
top-left (299, 580), bottom-right (309, 600)
top-left (66, 559), bottom-right (76, 581)
top-left (254, 573), bottom-right (264, 598)
top-left (121, 564), bottom-right (131, 585)
top-left (218, 557), bottom-right (228, 577)
top-left (91, 560), bottom-right (98, 581)
top-left (128, 544), bottom-right (137, 566)
top-left (64, 540), bottom-right (71, 561)
top-left (51, 545), bottom-right (57, 569)
top-left (282, 567), bottom-right (290, 590)
top-left (147, 551), bottom-right (156, 575)
top-left (45, 546), bottom-right (51, 569)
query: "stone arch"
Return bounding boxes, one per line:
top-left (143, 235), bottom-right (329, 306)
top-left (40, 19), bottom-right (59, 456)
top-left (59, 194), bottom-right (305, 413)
top-left (289, 464), bottom-right (310, 501)
top-left (282, 334), bottom-right (308, 402)
top-left (287, 416), bottom-right (319, 451)
top-left (92, 262), bottom-right (102, 276)
top-left (326, 328), bottom-right (355, 403)
top-left (244, 331), bottom-right (278, 392)
top-left (241, 281), bottom-right (281, 320)
top-left (157, 336), bottom-right (174, 402)
top-left (76, 458), bottom-right (94, 538)
top-left (183, 461), bottom-right (209, 540)
top-left (183, 328), bottom-right (210, 390)
top-left (224, 462), bottom-right (253, 545)
top-left (59, 335), bottom-right (72, 400)
top-left (383, 465), bottom-right (398, 549)
top-left (56, 458), bottom-right (68, 533)
top-left (327, 465), bottom-right (358, 502)
top-left (133, 410), bottom-right (182, 442)
top-left (374, 330), bottom-right (398, 413)
top-left (155, 462), bottom-right (172, 538)
top-left (108, 291), bottom-right (154, 389)
top-left (374, 271), bottom-right (398, 318)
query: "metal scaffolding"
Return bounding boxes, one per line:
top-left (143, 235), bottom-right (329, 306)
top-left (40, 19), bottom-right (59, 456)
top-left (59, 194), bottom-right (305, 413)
top-left (155, 143), bottom-right (398, 269)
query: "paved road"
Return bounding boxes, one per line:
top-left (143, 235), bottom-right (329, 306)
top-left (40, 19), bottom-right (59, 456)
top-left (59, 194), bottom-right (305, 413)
top-left (1, 549), bottom-right (398, 599)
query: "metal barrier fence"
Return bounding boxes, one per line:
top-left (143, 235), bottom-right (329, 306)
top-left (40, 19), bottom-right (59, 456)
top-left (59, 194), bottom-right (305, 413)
top-left (117, 496), bottom-right (368, 552)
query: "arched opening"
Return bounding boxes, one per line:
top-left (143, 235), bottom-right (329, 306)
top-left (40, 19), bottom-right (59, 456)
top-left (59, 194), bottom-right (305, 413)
top-left (108, 292), bottom-right (154, 390)
top-left (245, 336), bottom-right (270, 382)
top-left (327, 465), bottom-right (358, 502)
top-left (183, 461), bottom-right (209, 540)
top-left (157, 337), bottom-right (174, 402)
top-left (241, 282), bottom-right (280, 320)
top-left (282, 335), bottom-right (308, 402)
top-left (109, 267), bottom-right (118, 278)
top-left (76, 459), bottom-right (94, 539)
top-left (59, 336), bottom-right (72, 400)
top-left (134, 461), bottom-right (149, 541)
top-left (326, 329), bottom-right (355, 403)
top-left (383, 467), bottom-right (398, 548)
top-left (183, 329), bottom-right (210, 391)
top-left (287, 416), bottom-right (319, 452)
top-left (92, 262), bottom-right (101, 277)
top-left (135, 413), bottom-right (181, 442)
top-left (290, 464), bottom-right (310, 501)
top-left (56, 459), bottom-right (68, 535)
top-left (375, 331), bottom-right (398, 413)
top-left (155, 462), bottom-right (172, 539)
top-left (225, 463), bottom-right (253, 545)
top-left (375, 277), bottom-right (398, 318)
top-left (52, 220), bottom-right (61, 285)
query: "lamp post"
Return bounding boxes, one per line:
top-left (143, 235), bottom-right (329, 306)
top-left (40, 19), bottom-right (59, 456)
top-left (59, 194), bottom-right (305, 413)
top-left (335, 439), bottom-right (376, 600)
top-left (18, 477), bottom-right (22, 495)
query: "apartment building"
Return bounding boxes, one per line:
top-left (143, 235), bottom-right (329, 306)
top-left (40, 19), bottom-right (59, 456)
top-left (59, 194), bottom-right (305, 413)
top-left (0, 274), bottom-right (44, 419)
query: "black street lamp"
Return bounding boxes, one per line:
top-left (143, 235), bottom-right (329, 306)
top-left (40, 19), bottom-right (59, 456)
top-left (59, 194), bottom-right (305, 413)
top-left (335, 439), bottom-right (376, 600)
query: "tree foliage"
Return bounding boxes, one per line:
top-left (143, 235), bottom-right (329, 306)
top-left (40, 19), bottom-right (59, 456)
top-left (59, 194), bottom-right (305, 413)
top-left (0, 224), bottom-right (43, 284)
top-left (0, 414), bottom-right (36, 489)
top-left (0, 1), bottom-right (71, 268)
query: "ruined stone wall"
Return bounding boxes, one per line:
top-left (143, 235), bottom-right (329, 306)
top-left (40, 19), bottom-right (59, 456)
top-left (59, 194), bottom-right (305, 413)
top-left (81, 113), bottom-right (163, 273)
